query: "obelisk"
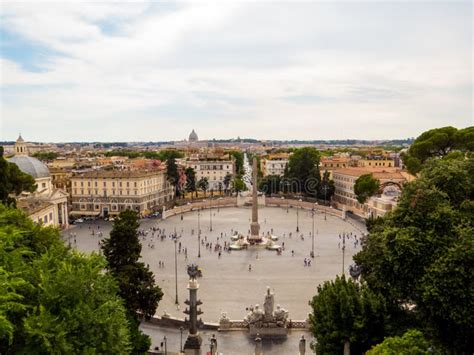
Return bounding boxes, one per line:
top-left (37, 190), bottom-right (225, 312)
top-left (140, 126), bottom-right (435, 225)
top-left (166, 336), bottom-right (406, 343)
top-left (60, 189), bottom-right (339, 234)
top-left (250, 157), bottom-right (260, 240)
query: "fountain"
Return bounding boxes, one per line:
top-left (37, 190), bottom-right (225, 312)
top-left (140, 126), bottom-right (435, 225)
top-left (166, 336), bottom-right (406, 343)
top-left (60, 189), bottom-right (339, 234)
top-left (230, 158), bottom-right (280, 250)
top-left (243, 287), bottom-right (289, 336)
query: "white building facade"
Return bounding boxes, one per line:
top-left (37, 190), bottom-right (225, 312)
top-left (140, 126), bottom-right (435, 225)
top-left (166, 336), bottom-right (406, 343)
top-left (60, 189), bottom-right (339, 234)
top-left (70, 169), bottom-right (173, 217)
top-left (184, 160), bottom-right (235, 191)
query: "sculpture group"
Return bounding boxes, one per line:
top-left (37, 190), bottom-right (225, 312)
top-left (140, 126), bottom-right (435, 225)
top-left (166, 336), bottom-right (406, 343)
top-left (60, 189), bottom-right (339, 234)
top-left (244, 287), bottom-right (289, 336)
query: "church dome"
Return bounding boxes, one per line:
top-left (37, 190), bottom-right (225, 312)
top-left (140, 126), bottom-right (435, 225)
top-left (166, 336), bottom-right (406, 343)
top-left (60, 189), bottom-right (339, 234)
top-left (189, 129), bottom-right (198, 142)
top-left (8, 156), bottom-right (50, 179)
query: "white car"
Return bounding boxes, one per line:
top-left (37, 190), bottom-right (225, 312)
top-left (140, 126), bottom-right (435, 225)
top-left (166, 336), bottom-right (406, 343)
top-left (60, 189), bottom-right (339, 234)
top-left (75, 218), bottom-right (84, 223)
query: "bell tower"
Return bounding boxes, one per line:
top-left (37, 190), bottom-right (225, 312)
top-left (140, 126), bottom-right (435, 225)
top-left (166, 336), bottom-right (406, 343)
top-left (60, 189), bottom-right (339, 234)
top-left (14, 134), bottom-right (28, 156)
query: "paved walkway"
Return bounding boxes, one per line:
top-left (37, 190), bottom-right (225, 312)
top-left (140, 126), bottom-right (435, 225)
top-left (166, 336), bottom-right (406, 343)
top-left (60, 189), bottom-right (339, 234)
top-left (65, 206), bottom-right (366, 323)
top-left (140, 322), bottom-right (314, 355)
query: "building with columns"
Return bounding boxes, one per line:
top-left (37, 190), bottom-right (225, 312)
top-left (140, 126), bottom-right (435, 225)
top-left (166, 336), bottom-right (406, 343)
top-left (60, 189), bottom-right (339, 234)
top-left (8, 135), bottom-right (69, 227)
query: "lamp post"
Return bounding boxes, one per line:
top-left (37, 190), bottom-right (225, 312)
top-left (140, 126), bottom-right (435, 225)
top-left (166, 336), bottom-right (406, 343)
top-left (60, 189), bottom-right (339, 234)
top-left (296, 199), bottom-right (302, 232)
top-left (197, 208), bottom-right (201, 258)
top-left (323, 185), bottom-right (328, 221)
top-left (162, 336), bottom-right (167, 355)
top-left (342, 232), bottom-right (347, 275)
top-left (311, 208), bottom-right (315, 258)
top-left (209, 197), bottom-right (213, 232)
top-left (174, 238), bottom-right (179, 305)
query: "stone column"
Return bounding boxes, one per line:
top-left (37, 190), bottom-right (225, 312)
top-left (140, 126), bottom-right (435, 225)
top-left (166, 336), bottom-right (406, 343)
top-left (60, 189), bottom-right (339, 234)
top-left (184, 268), bottom-right (202, 355)
top-left (250, 158), bottom-right (260, 239)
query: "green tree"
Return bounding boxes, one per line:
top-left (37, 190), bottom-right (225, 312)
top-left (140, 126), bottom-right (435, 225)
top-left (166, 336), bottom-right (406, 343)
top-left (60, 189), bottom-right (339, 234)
top-left (354, 156), bottom-right (474, 352)
top-left (101, 210), bottom-right (163, 354)
top-left (0, 147), bottom-right (37, 205)
top-left (31, 152), bottom-right (59, 161)
top-left (367, 330), bottom-right (432, 355)
top-left (259, 175), bottom-right (281, 196)
top-left (354, 173), bottom-right (380, 204)
top-left (318, 170), bottom-right (335, 202)
top-left (402, 126), bottom-right (473, 174)
top-left (197, 177), bottom-right (209, 196)
top-left (232, 177), bottom-right (246, 193)
top-left (286, 147), bottom-right (321, 196)
top-left (166, 156), bottom-right (180, 197)
top-left (309, 275), bottom-right (387, 354)
top-left (223, 173), bottom-right (232, 195)
top-left (185, 167), bottom-right (197, 197)
top-left (21, 252), bottom-right (131, 354)
top-left (0, 205), bottom-right (131, 354)
top-left (229, 151), bottom-right (244, 176)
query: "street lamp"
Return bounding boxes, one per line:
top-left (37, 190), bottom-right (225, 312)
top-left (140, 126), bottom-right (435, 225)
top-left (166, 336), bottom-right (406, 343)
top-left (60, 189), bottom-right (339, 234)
top-left (209, 197), bottom-right (213, 232)
top-left (161, 336), bottom-right (167, 355)
top-left (197, 208), bottom-right (201, 258)
top-left (311, 208), bottom-right (315, 258)
top-left (342, 232), bottom-right (347, 275)
top-left (323, 185), bottom-right (328, 221)
top-left (296, 198), bottom-right (302, 232)
top-left (174, 238), bottom-right (179, 305)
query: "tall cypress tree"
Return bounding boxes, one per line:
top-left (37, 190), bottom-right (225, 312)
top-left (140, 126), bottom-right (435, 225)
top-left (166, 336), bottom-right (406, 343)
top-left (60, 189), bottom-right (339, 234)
top-left (166, 156), bottom-right (180, 197)
top-left (102, 210), bottom-right (163, 353)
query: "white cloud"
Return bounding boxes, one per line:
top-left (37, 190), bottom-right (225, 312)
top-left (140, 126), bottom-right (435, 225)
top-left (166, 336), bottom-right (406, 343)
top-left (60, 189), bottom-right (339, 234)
top-left (0, 1), bottom-right (472, 141)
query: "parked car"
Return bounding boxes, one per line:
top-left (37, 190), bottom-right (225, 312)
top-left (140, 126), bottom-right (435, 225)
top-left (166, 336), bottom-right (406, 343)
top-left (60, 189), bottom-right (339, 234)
top-left (75, 218), bottom-right (84, 223)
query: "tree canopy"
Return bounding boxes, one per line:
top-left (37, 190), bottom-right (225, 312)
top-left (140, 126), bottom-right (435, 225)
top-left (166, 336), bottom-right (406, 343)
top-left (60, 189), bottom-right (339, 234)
top-left (402, 126), bottom-right (473, 174)
top-left (166, 156), bottom-right (180, 197)
top-left (259, 174), bottom-right (281, 195)
top-left (354, 173), bottom-right (380, 204)
top-left (0, 147), bottom-right (36, 205)
top-left (285, 147), bottom-right (321, 196)
top-left (318, 170), bottom-right (335, 201)
top-left (0, 205), bottom-right (131, 354)
top-left (309, 275), bottom-right (387, 354)
top-left (184, 167), bottom-right (197, 195)
top-left (367, 330), bottom-right (432, 355)
top-left (232, 177), bottom-right (246, 193)
top-left (354, 155), bottom-right (474, 352)
top-left (101, 210), bottom-right (163, 353)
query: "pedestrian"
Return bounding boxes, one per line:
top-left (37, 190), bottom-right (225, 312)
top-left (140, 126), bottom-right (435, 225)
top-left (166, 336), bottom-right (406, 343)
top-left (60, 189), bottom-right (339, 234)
top-left (304, 258), bottom-right (307, 267)
top-left (249, 264), bottom-right (252, 272)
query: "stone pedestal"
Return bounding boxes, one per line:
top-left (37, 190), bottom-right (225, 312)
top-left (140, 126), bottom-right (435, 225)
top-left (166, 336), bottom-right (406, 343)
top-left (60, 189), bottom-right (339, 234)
top-left (249, 325), bottom-right (288, 336)
top-left (184, 334), bottom-right (202, 355)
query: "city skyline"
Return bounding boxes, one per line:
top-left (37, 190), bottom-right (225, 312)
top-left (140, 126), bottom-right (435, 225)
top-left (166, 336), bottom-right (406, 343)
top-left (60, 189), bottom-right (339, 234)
top-left (1, 1), bottom-right (472, 141)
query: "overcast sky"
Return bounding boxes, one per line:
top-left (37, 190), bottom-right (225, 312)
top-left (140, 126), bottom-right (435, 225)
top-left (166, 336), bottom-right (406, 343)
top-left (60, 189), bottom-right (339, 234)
top-left (1, 1), bottom-right (472, 142)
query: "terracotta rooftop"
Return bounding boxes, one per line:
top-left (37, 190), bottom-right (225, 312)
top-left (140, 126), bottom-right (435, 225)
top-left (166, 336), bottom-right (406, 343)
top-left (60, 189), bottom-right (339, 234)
top-left (72, 168), bottom-right (165, 179)
top-left (17, 199), bottom-right (53, 215)
top-left (333, 167), bottom-right (407, 180)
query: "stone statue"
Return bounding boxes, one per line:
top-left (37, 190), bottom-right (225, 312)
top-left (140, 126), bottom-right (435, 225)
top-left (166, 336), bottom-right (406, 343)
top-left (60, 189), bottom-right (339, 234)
top-left (263, 287), bottom-right (274, 320)
top-left (273, 305), bottom-right (289, 326)
top-left (244, 305), bottom-right (264, 327)
top-left (242, 288), bottom-right (290, 335)
top-left (299, 335), bottom-right (306, 355)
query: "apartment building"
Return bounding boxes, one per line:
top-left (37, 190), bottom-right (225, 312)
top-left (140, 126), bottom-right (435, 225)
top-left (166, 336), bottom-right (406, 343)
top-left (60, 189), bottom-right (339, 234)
top-left (70, 169), bottom-right (173, 217)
